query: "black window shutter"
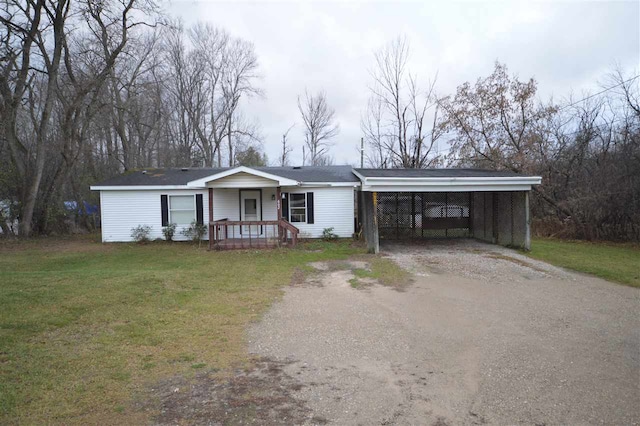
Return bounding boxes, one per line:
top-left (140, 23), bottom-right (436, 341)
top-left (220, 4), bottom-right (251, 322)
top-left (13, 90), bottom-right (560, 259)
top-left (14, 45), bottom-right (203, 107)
top-left (161, 195), bottom-right (168, 226)
top-left (306, 192), bottom-right (314, 224)
top-left (196, 194), bottom-right (204, 225)
top-left (282, 193), bottom-right (289, 221)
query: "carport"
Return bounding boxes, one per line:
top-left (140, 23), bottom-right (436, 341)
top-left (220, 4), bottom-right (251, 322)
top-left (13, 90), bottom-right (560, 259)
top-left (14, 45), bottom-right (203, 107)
top-left (353, 169), bottom-right (542, 253)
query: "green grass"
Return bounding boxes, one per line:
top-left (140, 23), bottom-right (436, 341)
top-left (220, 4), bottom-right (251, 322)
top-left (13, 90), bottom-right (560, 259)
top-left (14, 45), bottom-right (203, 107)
top-left (367, 257), bottom-right (411, 288)
top-left (527, 238), bottom-right (640, 287)
top-left (0, 236), bottom-right (364, 424)
top-left (348, 257), bottom-right (411, 290)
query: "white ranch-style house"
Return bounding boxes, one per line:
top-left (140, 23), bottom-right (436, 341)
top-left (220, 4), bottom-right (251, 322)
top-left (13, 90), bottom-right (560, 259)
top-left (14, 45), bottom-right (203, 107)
top-left (91, 165), bottom-right (541, 252)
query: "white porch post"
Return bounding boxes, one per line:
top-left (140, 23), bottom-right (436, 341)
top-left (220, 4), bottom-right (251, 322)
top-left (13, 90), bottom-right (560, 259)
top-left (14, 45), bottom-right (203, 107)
top-left (276, 186), bottom-right (282, 241)
top-left (208, 188), bottom-right (214, 250)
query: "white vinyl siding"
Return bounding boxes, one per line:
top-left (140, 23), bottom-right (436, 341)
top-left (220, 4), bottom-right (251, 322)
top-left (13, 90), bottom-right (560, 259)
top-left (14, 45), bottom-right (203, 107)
top-left (98, 185), bottom-right (353, 242)
top-left (207, 172), bottom-right (279, 188)
top-left (100, 189), bottom-right (209, 242)
top-left (282, 186), bottom-right (354, 238)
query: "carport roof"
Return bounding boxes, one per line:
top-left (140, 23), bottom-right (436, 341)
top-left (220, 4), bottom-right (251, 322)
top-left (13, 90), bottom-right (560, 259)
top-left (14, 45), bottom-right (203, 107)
top-left (354, 168), bottom-right (528, 178)
top-left (353, 168), bottom-right (542, 192)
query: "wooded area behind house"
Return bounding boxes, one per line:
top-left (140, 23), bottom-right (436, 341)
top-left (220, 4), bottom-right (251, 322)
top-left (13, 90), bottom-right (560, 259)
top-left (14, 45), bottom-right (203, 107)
top-left (1, 0), bottom-right (639, 241)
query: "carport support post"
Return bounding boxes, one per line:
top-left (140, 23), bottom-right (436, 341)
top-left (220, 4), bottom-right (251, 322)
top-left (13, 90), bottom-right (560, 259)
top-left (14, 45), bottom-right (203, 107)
top-left (362, 191), bottom-right (379, 254)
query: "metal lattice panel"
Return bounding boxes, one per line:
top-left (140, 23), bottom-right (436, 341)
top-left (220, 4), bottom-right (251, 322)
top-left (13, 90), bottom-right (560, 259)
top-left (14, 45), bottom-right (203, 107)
top-left (377, 192), bottom-right (472, 240)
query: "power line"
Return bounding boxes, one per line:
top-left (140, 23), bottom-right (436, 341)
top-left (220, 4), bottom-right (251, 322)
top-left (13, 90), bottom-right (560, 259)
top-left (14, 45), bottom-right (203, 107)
top-left (440, 116), bottom-right (637, 166)
top-left (557, 75), bottom-right (640, 112)
top-left (375, 76), bottom-right (639, 162)
top-left (553, 117), bottom-right (632, 138)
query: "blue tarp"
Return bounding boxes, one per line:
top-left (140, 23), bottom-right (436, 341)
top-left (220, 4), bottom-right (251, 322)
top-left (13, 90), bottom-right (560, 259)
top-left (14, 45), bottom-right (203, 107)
top-left (64, 201), bottom-right (99, 215)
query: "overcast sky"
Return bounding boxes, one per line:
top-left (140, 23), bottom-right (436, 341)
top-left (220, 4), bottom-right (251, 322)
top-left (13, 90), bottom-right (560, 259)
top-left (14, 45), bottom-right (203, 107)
top-left (166, 0), bottom-right (640, 166)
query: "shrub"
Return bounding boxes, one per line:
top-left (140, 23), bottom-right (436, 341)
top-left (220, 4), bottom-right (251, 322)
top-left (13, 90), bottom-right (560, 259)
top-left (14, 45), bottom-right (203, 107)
top-left (321, 227), bottom-right (338, 241)
top-left (131, 225), bottom-right (152, 243)
top-left (162, 223), bottom-right (177, 242)
top-left (181, 221), bottom-right (207, 247)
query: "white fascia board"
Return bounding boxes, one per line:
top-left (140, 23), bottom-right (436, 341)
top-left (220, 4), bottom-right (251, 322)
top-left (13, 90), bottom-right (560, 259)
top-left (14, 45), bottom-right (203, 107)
top-left (352, 169), bottom-right (543, 192)
top-left (351, 169), bottom-right (367, 182)
top-left (361, 176), bottom-right (542, 184)
top-left (186, 166), bottom-right (298, 187)
top-left (90, 185), bottom-right (196, 191)
top-left (298, 182), bottom-right (361, 188)
top-left (362, 183), bottom-right (535, 192)
top-left (354, 171), bottom-right (541, 188)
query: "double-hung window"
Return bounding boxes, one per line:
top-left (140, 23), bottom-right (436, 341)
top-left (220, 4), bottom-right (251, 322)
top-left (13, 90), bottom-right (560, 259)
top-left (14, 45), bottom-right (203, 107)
top-left (169, 195), bottom-right (195, 225)
top-left (289, 193), bottom-right (306, 223)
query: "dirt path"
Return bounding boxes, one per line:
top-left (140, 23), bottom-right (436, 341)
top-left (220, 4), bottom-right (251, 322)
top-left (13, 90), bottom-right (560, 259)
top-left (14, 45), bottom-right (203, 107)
top-left (248, 240), bottom-right (640, 425)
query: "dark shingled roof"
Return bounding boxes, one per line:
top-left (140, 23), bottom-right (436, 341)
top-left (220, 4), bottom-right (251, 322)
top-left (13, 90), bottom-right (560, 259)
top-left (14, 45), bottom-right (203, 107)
top-left (354, 168), bottom-right (527, 178)
top-left (255, 165), bottom-right (359, 182)
top-left (93, 166), bottom-right (534, 187)
top-left (94, 168), bottom-right (227, 186)
top-left (93, 165), bottom-right (360, 186)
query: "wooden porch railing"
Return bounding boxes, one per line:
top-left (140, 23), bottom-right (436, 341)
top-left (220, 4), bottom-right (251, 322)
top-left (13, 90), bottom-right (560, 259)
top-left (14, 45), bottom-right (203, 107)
top-left (209, 219), bottom-right (299, 250)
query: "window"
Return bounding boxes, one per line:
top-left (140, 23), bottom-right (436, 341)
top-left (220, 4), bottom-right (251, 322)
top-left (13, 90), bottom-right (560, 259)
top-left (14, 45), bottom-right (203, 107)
top-left (244, 199), bottom-right (257, 215)
top-left (289, 193), bottom-right (306, 223)
top-left (169, 195), bottom-right (195, 224)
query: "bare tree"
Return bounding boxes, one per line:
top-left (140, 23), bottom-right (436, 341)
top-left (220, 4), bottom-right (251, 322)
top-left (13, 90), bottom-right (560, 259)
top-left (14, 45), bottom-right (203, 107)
top-left (297, 90), bottom-right (339, 166)
top-left (441, 62), bottom-right (640, 241)
top-left (605, 65), bottom-right (640, 118)
top-left (102, 29), bottom-right (163, 171)
top-left (226, 111), bottom-right (262, 167)
top-left (164, 23), bottom-right (260, 167)
top-left (0, 7), bottom-right (263, 236)
top-left (0, 0), bottom-right (69, 236)
top-left (279, 124), bottom-right (295, 166)
top-left (361, 97), bottom-right (389, 167)
top-left (439, 62), bottom-right (556, 173)
top-left (313, 155), bottom-right (334, 166)
top-left (165, 23), bottom-right (225, 167)
top-left (222, 37), bottom-right (261, 166)
top-left (163, 23), bottom-right (209, 166)
top-left (362, 36), bottom-right (441, 168)
top-left (0, 0), bottom-right (153, 236)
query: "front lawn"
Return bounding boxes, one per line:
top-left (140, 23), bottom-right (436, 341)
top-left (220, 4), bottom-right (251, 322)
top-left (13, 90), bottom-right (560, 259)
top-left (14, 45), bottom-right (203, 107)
top-left (0, 236), bottom-right (363, 424)
top-left (528, 238), bottom-right (640, 287)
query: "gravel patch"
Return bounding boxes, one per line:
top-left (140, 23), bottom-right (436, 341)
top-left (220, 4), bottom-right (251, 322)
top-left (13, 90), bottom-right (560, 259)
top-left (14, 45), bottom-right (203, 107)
top-left (384, 239), bottom-right (574, 283)
top-left (249, 239), bottom-right (640, 425)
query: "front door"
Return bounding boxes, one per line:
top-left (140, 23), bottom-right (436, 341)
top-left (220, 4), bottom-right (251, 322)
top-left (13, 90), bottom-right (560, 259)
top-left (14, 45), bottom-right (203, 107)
top-left (240, 190), bottom-right (261, 235)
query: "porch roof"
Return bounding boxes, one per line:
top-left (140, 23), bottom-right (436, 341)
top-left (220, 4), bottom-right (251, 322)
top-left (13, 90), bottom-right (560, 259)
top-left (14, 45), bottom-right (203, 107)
top-left (186, 167), bottom-right (298, 188)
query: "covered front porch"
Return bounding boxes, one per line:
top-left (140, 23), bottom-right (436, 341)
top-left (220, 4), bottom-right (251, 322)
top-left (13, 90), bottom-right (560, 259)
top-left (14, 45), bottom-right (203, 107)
top-left (185, 167), bottom-right (300, 250)
top-left (209, 219), bottom-right (299, 249)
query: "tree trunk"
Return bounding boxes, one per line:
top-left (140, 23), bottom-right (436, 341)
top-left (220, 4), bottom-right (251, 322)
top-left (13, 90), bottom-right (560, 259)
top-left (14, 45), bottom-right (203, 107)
top-left (227, 120), bottom-right (233, 166)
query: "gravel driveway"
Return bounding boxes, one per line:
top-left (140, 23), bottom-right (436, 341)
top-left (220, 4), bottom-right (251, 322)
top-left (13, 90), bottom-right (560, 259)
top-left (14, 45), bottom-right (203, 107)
top-left (249, 240), bottom-right (640, 425)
